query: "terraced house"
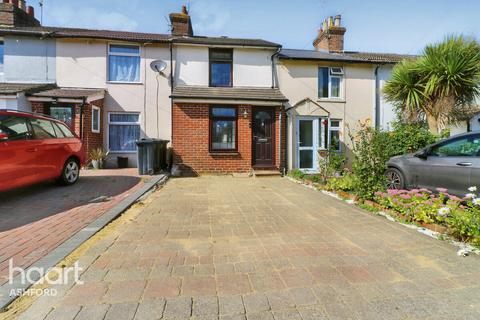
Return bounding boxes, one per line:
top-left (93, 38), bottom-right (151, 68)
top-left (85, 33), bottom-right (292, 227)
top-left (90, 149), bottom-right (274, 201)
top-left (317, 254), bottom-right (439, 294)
top-left (0, 1), bottom-right (411, 174)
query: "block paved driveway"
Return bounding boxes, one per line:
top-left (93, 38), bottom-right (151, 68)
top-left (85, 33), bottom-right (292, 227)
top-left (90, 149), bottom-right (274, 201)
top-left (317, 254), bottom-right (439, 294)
top-left (16, 177), bottom-right (480, 320)
top-left (0, 169), bottom-right (145, 285)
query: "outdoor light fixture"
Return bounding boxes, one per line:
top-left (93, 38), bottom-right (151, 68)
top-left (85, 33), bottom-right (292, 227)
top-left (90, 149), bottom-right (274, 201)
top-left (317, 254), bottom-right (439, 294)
top-left (243, 108), bottom-right (248, 118)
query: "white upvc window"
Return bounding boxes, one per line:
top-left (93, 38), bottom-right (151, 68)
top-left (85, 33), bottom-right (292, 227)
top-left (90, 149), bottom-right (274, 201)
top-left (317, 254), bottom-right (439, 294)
top-left (329, 119), bottom-right (342, 151)
top-left (318, 67), bottom-right (344, 99)
top-left (108, 112), bottom-right (141, 153)
top-left (91, 106), bottom-right (100, 133)
top-left (108, 44), bottom-right (141, 83)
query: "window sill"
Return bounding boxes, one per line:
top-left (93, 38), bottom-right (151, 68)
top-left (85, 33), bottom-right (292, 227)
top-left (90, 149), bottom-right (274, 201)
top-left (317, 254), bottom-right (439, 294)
top-left (209, 152), bottom-right (239, 156)
top-left (107, 81), bottom-right (143, 85)
top-left (317, 98), bottom-right (346, 103)
top-left (108, 151), bottom-right (137, 154)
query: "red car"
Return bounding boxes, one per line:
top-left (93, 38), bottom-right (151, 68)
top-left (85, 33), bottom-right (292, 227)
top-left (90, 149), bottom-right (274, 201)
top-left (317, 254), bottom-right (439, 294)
top-left (0, 110), bottom-right (86, 192)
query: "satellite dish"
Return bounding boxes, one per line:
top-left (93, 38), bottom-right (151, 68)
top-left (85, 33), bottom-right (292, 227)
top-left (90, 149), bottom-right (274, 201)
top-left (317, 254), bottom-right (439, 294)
top-left (150, 60), bottom-right (167, 73)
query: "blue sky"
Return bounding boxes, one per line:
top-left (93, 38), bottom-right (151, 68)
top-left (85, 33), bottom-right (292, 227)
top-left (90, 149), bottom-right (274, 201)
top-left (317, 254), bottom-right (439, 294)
top-left (30, 0), bottom-right (480, 54)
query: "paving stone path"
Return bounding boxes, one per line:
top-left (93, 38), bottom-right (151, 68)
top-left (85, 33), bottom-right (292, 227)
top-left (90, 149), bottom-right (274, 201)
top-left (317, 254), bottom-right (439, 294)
top-left (14, 177), bottom-right (480, 319)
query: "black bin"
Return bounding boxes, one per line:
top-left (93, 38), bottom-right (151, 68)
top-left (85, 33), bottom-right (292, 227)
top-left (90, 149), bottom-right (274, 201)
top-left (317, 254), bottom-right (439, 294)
top-left (135, 139), bottom-right (169, 175)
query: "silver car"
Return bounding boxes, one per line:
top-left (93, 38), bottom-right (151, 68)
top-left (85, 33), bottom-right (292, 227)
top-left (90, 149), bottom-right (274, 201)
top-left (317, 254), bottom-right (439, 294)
top-left (385, 132), bottom-right (480, 196)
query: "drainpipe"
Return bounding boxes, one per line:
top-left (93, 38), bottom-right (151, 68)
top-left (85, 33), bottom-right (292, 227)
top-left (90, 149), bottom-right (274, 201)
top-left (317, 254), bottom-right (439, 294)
top-left (278, 106), bottom-right (283, 174)
top-left (271, 47), bottom-right (281, 89)
top-left (79, 98), bottom-right (86, 140)
top-left (374, 65), bottom-right (381, 129)
top-left (283, 105), bottom-right (295, 174)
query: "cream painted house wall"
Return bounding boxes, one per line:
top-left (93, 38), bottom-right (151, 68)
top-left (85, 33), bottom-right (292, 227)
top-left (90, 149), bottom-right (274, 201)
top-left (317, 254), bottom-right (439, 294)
top-left (277, 60), bottom-right (376, 170)
top-left (174, 45), bottom-right (275, 87)
top-left (56, 39), bottom-right (172, 167)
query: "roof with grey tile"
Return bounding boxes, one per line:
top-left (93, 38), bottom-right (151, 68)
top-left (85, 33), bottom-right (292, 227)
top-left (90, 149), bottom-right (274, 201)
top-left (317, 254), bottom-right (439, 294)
top-left (171, 86), bottom-right (288, 102)
top-left (0, 83), bottom-right (55, 95)
top-left (279, 48), bottom-right (415, 64)
top-left (28, 87), bottom-right (105, 99)
top-left (0, 26), bottom-right (279, 47)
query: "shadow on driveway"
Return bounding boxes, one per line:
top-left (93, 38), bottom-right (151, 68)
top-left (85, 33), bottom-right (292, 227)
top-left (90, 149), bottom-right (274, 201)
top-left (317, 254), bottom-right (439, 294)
top-left (0, 175), bottom-right (141, 232)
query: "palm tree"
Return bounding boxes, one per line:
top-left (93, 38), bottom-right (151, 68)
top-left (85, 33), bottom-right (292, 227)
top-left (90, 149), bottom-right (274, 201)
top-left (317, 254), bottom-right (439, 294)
top-left (384, 36), bottom-right (480, 134)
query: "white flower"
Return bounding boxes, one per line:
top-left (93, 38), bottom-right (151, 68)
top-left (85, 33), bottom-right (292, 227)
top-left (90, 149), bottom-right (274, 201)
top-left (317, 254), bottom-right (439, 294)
top-left (473, 198), bottom-right (480, 206)
top-left (468, 186), bottom-right (477, 192)
top-left (437, 207), bottom-right (450, 217)
top-left (465, 193), bottom-right (476, 199)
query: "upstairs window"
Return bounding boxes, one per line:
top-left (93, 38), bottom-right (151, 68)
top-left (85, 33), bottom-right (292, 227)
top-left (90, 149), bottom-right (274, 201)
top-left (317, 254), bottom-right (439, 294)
top-left (318, 67), bottom-right (343, 99)
top-left (209, 49), bottom-right (233, 87)
top-left (108, 44), bottom-right (140, 82)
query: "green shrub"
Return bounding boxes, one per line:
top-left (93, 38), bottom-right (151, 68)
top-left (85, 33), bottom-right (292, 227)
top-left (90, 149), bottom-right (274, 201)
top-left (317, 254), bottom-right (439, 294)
top-left (326, 172), bottom-right (357, 192)
top-left (288, 169), bottom-right (306, 180)
top-left (349, 121), bottom-right (437, 199)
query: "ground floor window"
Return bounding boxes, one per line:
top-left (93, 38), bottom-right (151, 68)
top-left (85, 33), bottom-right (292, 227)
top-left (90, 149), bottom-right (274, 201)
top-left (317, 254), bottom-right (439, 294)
top-left (49, 105), bottom-right (74, 129)
top-left (329, 120), bottom-right (341, 151)
top-left (210, 107), bottom-right (237, 151)
top-left (108, 113), bottom-right (140, 152)
top-left (92, 106), bottom-right (100, 133)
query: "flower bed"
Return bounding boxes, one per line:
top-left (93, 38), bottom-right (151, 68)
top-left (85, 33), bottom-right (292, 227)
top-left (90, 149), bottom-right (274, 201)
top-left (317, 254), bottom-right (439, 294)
top-left (374, 187), bottom-right (480, 247)
top-left (288, 171), bottom-right (480, 249)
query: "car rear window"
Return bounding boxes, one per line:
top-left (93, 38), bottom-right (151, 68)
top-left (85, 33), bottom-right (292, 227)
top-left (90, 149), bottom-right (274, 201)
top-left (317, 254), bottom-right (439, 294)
top-left (56, 122), bottom-right (75, 138)
top-left (30, 118), bottom-right (56, 140)
top-left (0, 115), bottom-right (31, 141)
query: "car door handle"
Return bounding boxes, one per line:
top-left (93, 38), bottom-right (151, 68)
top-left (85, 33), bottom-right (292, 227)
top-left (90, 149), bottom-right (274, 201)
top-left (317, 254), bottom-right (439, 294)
top-left (26, 147), bottom-right (37, 152)
top-left (456, 162), bottom-right (472, 167)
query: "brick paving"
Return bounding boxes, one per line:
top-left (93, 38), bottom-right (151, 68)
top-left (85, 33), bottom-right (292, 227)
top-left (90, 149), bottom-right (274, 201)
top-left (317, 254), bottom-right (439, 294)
top-left (0, 169), bottom-right (145, 285)
top-left (13, 176), bottom-right (480, 319)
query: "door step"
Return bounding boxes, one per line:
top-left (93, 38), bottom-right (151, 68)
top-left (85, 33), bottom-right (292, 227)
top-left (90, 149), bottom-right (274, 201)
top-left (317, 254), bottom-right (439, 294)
top-left (253, 170), bottom-right (281, 178)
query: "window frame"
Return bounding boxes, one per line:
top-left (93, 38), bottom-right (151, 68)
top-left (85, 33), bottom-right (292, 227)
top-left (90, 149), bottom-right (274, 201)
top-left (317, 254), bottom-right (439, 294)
top-left (209, 106), bottom-right (238, 153)
top-left (107, 43), bottom-right (141, 83)
top-left (328, 119), bottom-right (342, 152)
top-left (107, 112), bottom-right (141, 153)
top-left (318, 67), bottom-right (344, 100)
top-left (209, 48), bottom-right (233, 88)
top-left (92, 106), bottom-right (101, 133)
top-left (0, 115), bottom-right (33, 141)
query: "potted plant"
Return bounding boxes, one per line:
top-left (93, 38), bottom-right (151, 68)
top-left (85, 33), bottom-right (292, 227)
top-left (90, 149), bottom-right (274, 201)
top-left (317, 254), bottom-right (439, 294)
top-left (89, 148), bottom-right (109, 169)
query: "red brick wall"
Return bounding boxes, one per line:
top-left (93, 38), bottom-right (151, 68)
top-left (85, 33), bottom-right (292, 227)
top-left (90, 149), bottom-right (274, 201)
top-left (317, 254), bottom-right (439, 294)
top-left (31, 100), bottom-right (104, 162)
top-left (172, 103), bottom-right (286, 174)
top-left (82, 99), bottom-right (104, 160)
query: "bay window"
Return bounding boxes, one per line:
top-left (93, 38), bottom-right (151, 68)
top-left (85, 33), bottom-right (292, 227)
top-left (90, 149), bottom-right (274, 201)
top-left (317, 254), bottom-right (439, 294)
top-left (108, 44), bottom-right (140, 82)
top-left (318, 67), bottom-right (343, 99)
top-left (210, 107), bottom-right (237, 151)
top-left (108, 113), bottom-right (140, 152)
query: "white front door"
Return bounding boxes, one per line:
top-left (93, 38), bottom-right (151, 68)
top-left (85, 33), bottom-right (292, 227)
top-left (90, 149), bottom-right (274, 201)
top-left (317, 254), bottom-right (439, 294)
top-left (297, 117), bottom-right (329, 172)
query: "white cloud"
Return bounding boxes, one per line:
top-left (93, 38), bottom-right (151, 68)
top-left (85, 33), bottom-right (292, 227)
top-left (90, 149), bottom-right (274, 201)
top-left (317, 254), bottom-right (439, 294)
top-left (190, 0), bottom-right (231, 34)
top-left (47, 5), bottom-right (138, 31)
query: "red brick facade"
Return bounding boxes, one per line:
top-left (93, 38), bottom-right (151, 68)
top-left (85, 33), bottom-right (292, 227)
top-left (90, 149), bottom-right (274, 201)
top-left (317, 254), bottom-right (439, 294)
top-left (31, 100), bottom-right (104, 162)
top-left (172, 103), bottom-right (286, 175)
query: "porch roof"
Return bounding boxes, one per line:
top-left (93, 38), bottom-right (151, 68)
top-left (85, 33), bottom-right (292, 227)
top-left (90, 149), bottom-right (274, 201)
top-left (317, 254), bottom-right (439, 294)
top-left (171, 86), bottom-right (288, 104)
top-left (0, 83), bottom-right (54, 95)
top-left (27, 87), bottom-right (106, 103)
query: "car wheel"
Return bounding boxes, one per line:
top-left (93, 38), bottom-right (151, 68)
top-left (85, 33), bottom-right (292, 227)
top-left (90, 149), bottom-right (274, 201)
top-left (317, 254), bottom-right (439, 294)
top-left (385, 168), bottom-right (405, 190)
top-left (59, 158), bottom-right (80, 185)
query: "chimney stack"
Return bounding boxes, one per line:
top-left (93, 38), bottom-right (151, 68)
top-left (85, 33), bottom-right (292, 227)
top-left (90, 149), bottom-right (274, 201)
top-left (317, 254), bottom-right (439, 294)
top-left (0, 0), bottom-right (40, 27)
top-left (169, 5), bottom-right (193, 37)
top-left (313, 14), bottom-right (346, 52)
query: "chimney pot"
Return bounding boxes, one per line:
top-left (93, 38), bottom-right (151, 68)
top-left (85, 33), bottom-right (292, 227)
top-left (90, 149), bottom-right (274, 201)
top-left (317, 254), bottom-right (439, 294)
top-left (313, 14), bottom-right (346, 52)
top-left (26, 5), bottom-right (34, 16)
top-left (18, 0), bottom-right (25, 10)
top-left (334, 15), bottom-right (341, 27)
top-left (11, 0), bottom-right (18, 7)
top-left (181, 5), bottom-right (188, 14)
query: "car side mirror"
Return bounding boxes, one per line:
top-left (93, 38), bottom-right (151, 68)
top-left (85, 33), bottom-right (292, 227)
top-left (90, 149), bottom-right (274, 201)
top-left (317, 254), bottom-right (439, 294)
top-left (415, 148), bottom-right (429, 160)
top-left (0, 133), bottom-right (8, 141)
